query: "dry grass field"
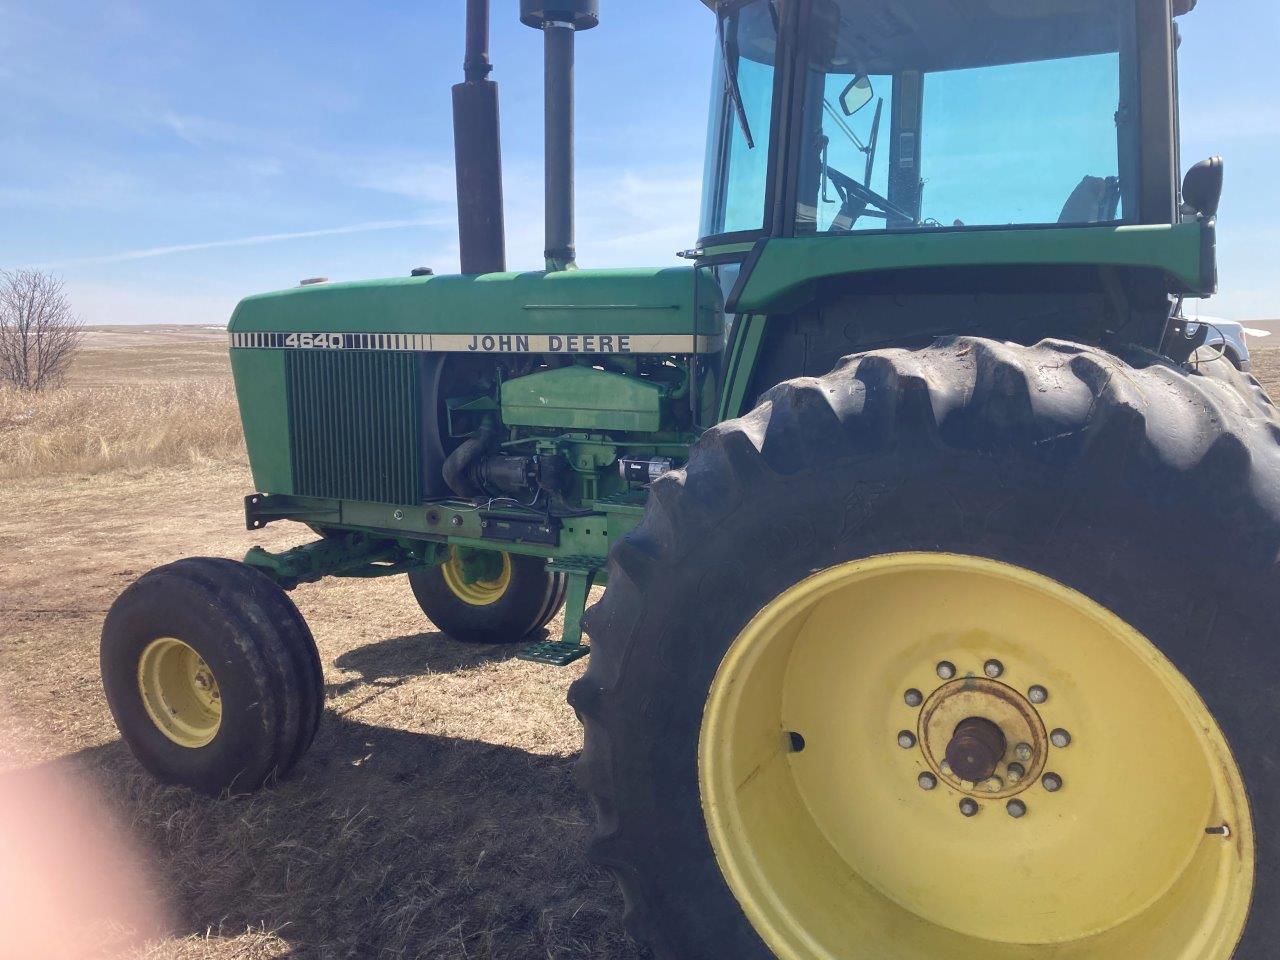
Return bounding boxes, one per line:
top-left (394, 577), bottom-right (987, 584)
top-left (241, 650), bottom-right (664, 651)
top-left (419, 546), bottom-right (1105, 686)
top-left (0, 327), bottom-right (638, 960)
top-left (2, 328), bottom-right (1277, 959)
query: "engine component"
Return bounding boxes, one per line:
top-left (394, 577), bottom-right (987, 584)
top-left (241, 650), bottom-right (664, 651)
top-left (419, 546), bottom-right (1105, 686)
top-left (474, 455), bottom-right (537, 496)
top-left (502, 365), bottom-right (667, 432)
top-left (619, 457), bottom-right (674, 486)
top-left (443, 419), bottom-right (498, 498)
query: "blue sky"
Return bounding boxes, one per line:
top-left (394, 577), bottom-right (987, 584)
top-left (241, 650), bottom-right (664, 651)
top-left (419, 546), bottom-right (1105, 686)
top-left (0, 1), bottom-right (1276, 324)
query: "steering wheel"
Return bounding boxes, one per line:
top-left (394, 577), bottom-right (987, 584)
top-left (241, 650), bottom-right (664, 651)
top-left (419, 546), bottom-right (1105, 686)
top-left (824, 164), bottom-right (913, 231)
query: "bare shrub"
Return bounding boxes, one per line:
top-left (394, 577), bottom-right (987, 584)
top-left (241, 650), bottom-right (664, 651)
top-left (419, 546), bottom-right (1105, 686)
top-left (0, 269), bottom-right (84, 390)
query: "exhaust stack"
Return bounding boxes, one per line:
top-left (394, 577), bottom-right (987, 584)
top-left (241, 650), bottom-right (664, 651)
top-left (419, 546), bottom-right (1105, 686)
top-left (521, 1), bottom-right (599, 271)
top-left (453, 0), bottom-right (507, 275)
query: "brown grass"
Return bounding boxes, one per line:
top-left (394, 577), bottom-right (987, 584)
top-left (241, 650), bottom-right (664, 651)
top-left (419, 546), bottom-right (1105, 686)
top-left (0, 327), bottom-right (638, 960)
top-left (1, 330), bottom-right (1277, 959)
top-left (0, 328), bottom-right (244, 480)
top-left (0, 380), bottom-right (243, 479)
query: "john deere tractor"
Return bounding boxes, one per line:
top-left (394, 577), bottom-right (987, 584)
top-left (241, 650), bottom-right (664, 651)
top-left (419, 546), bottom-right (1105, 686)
top-left (101, 0), bottom-right (1277, 956)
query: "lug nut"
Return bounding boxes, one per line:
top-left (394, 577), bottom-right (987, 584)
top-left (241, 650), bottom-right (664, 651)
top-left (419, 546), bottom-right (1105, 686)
top-left (1014, 742), bottom-right (1033, 762)
top-left (1050, 728), bottom-right (1072, 748)
top-left (1042, 772), bottom-right (1063, 793)
top-left (1007, 799), bottom-right (1028, 819)
top-left (1028, 685), bottom-right (1049, 704)
top-left (937, 661), bottom-right (957, 680)
top-left (959, 798), bottom-right (980, 817)
top-left (918, 772), bottom-right (938, 791)
top-left (898, 731), bottom-right (917, 749)
top-left (983, 776), bottom-right (1003, 793)
top-left (1006, 762), bottom-right (1026, 783)
top-left (984, 659), bottom-right (1004, 678)
top-left (904, 688), bottom-right (923, 707)
top-left (940, 760), bottom-right (953, 776)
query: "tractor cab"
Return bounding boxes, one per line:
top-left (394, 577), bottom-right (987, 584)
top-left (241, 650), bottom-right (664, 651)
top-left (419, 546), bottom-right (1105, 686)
top-left (697, 0), bottom-right (1218, 413)
top-left (702, 0), bottom-right (1195, 240)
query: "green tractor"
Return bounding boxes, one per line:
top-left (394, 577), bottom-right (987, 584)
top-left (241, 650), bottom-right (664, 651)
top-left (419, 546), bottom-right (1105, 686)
top-left (101, 0), bottom-right (1276, 956)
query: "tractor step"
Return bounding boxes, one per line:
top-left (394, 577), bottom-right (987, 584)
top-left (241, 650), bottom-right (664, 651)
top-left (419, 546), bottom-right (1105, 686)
top-left (518, 640), bottom-right (591, 666)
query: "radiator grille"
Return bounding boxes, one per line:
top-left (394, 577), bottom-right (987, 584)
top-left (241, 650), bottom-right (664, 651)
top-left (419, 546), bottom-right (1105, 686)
top-left (286, 350), bottom-right (423, 505)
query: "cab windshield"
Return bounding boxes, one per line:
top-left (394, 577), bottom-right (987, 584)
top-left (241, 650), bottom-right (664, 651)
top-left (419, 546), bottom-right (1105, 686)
top-left (700, 0), bottom-right (1141, 240)
top-left (701, 0), bottom-right (780, 237)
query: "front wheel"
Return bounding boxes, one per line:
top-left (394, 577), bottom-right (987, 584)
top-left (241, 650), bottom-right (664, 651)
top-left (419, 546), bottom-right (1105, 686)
top-left (101, 557), bottom-right (324, 795)
top-left (572, 338), bottom-right (1278, 959)
top-left (408, 547), bottom-right (566, 644)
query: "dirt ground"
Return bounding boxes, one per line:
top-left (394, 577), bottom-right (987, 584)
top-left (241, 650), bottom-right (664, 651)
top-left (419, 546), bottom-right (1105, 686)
top-left (0, 328), bottom-right (639, 960)
top-left (1248, 339), bottom-right (1280, 387)
top-left (1, 330), bottom-right (1277, 959)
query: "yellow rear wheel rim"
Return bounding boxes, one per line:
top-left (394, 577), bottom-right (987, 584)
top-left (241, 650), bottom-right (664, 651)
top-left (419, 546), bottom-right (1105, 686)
top-left (137, 637), bottom-right (222, 748)
top-left (441, 548), bottom-right (512, 606)
top-left (699, 552), bottom-right (1253, 960)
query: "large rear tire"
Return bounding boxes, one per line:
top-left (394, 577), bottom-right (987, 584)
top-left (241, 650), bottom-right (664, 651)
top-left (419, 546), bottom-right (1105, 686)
top-left (571, 337), bottom-right (1279, 960)
top-left (408, 547), bottom-right (566, 644)
top-left (101, 557), bottom-right (323, 795)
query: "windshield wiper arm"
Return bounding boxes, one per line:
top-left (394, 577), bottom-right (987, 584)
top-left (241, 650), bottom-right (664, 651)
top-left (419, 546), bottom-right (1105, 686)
top-left (822, 99), bottom-right (867, 152)
top-left (717, 12), bottom-right (755, 149)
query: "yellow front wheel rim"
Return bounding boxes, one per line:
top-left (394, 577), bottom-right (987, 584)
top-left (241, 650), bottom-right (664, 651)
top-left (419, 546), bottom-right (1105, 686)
top-left (699, 552), bottom-right (1253, 960)
top-left (137, 637), bottom-right (222, 748)
top-left (441, 548), bottom-right (512, 606)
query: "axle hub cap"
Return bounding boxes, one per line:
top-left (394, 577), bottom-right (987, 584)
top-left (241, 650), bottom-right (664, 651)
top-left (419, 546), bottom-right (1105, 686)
top-left (944, 716), bottom-right (1006, 783)
top-left (919, 677), bottom-right (1047, 799)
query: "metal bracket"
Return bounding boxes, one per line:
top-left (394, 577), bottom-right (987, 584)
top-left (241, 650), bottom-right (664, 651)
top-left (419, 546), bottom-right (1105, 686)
top-left (518, 557), bottom-right (600, 666)
top-left (480, 512), bottom-right (562, 546)
top-left (244, 534), bottom-right (443, 590)
top-left (244, 493), bottom-right (340, 531)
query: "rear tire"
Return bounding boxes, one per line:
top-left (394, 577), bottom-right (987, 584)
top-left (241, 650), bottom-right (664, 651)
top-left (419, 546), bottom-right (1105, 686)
top-left (408, 548), bottom-right (566, 644)
top-left (101, 557), bottom-right (323, 795)
top-left (571, 337), bottom-right (1279, 960)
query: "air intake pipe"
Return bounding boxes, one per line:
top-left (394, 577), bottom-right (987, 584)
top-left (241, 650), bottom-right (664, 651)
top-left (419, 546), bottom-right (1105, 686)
top-left (453, 0), bottom-right (507, 275)
top-left (520, 1), bottom-right (599, 271)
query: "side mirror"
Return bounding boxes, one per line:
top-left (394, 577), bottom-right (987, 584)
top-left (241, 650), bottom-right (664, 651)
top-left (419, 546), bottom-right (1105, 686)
top-left (1182, 156), bottom-right (1224, 219)
top-left (840, 74), bottom-right (874, 116)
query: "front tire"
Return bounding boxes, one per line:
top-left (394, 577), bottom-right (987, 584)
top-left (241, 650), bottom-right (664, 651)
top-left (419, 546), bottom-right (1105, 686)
top-left (571, 338), bottom-right (1279, 960)
top-left (101, 557), bottom-right (323, 795)
top-left (408, 547), bottom-right (566, 644)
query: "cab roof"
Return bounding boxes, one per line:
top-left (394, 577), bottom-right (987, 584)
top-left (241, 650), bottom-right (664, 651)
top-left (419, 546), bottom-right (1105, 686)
top-left (713, 0), bottom-right (1198, 73)
top-left (698, 0), bottom-right (1197, 16)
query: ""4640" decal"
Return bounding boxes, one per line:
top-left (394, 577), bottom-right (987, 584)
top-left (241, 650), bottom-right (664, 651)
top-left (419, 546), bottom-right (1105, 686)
top-left (284, 333), bottom-right (344, 349)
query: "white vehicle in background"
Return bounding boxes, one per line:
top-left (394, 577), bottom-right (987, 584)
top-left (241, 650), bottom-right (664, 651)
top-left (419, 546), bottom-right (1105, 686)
top-left (1187, 316), bottom-right (1271, 372)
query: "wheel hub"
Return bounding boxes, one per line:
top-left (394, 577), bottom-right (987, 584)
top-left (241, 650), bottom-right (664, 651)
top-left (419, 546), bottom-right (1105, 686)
top-left (137, 637), bottom-right (222, 748)
top-left (916, 675), bottom-right (1048, 801)
top-left (944, 716), bottom-right (1006, 783)
top-left (441, 547), bottom-right (512, 606)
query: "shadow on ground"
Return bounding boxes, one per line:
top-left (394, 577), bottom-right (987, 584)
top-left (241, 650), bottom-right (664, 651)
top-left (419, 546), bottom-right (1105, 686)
top-left (42, 637), bottom-right (646, 960)
top-left (326, 631), bottom-right (526, 698)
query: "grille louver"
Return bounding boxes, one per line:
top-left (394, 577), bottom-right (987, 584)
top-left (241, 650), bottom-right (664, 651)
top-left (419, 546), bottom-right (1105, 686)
top-left (286, 350), bottom-right (423, 505)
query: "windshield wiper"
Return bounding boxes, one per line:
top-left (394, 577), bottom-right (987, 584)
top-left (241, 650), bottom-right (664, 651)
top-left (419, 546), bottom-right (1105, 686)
top-left (717, 11), bottom-right (755, 149)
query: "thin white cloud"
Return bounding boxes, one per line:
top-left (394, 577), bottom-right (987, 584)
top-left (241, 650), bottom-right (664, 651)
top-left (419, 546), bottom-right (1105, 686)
top-left (356, 160), bottom-right (462, 206)
top-left (25, 219), bottom-right (454, 269)
top-left (161, 111), bottom-right (252, 148)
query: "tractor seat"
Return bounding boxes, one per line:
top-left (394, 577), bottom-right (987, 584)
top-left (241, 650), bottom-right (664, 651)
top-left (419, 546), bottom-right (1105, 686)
top-left (1058, 175), bottom-right (1122, 224)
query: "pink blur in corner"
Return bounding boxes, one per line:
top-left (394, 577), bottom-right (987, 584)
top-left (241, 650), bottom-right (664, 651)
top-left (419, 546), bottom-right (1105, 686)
top-left (0, 761), bottom-right (167, 959)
